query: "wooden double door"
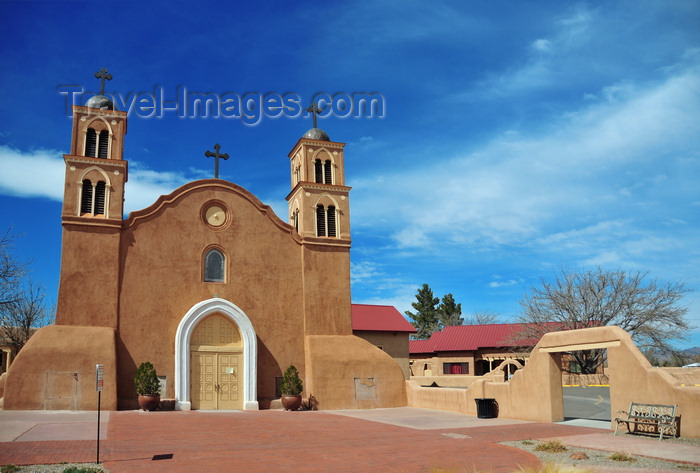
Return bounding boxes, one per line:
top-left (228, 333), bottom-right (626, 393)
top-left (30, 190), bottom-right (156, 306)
top-left (190, 314), bottom-right (243, 410)
top-left (191, 351), bottom-right (241, 410)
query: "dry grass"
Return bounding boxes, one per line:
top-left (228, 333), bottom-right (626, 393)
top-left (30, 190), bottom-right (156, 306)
top-left (609, 451), bottom-right (636, 462)
top-left (533, 440), bottom-right (568, 453)
top-left (519, 463), bottom-right (592, 473)
top-left (407, 462), bottom-right (591, 473)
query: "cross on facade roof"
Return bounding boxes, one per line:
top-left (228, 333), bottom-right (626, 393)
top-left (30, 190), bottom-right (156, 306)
top-left (306, 102), bottom-right (325, 129)
top-left (204, 143), bottom-right (230, 179)
top-left (94, 68), bottom-right (112, 96)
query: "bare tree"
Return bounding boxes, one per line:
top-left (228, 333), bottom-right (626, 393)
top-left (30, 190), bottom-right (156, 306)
top-left (517, 267), bottom-right (692, 373)
top-left (0, 231), bottom-right (25, 307)
top-left (464, 310), bottom-right (500, 325)
top-left (0, 281), bottom-right (53, 356)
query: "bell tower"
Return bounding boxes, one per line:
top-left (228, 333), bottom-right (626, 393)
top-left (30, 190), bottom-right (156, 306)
top-left (286, 105), bottom-right (351, 244)
top-left (62, 68), bottom-right (128, 224)
top-left (287, 106), bottom-right (354, 336)
top-left (55, 68), bottom-right (127, 328)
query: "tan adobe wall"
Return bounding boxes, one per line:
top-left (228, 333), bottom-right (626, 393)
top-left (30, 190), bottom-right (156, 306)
top-left (304, 335), bottom-right (407, 409)
top-left (406, 381), bottom-right (474, 414)
top-left (434, 353), bottom-right (476, 375)
top-left (115, 180), bottom-right (308, 409)
top-left (660, 367), bottom-right (700, 386)
top-left (407, 326), bottom-right (700, 438)
top-left (354, 331), bottom-right (411, 379)
top-left (408, 375), bottom-right (481, 388)
top-left (410, 355), bottom-right (434, 376)
top-left (531, 326), bottom-right (699, 437)
top-left (55, 225), bottom-right (122, 328)
top-left (300, 244), bottom-right (353, 336)
top-left (3, 325), bottom-right (117, 410)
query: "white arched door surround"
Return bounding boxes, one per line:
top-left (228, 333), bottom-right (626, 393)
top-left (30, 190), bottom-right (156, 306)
top-left (174, 298), bottom-right (258, 410)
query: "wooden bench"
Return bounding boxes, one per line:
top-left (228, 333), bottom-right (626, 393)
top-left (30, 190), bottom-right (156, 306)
top-left (614, 402), bottom-right (678, 441)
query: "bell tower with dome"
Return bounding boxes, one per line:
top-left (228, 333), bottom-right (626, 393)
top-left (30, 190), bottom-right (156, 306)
top-left (55, 68), bottom-right (128, 328)
top-left (286, 104), bottom-right (351, 244)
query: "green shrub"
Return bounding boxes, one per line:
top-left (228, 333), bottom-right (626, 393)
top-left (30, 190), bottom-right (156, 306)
top-left (134, 361), bottom-right (160, 395)
top-left (280, 364), bottom-right (303, 396)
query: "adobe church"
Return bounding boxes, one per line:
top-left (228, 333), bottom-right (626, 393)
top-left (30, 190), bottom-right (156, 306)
top-left (2, 74), bottom-right (406, 411)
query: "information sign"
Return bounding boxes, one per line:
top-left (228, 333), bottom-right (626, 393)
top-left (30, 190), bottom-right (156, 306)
top-left (95, 364), bottom-right (104, 392)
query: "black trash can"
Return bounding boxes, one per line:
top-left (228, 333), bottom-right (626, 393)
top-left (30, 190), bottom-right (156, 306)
top-left (475, 398), bottom-right (497, 418)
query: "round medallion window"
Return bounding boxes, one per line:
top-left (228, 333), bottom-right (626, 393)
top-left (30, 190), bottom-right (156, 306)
top-left (203, 203), bottom-right (228, 228)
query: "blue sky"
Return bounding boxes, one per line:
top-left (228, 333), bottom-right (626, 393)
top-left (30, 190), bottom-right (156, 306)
top-left (1, 1), bottom-right (699, 348)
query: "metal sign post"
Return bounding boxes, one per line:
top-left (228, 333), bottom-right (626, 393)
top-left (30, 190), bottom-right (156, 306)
top-left (95, 364), bottom-right (104, 464)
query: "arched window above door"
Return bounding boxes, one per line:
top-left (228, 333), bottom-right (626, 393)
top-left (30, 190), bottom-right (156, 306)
top-left (204, 248), bottom-right (225, 282)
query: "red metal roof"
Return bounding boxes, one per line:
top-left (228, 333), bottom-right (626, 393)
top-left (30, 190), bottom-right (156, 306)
top-left (408, 330), bottom-right (448, 353)
top-left (351, 304), bottom-right (417, 333)
top-left (408, 339), bottom-right (435, 354)
top-left (409, 322), bottom-right (559, 354)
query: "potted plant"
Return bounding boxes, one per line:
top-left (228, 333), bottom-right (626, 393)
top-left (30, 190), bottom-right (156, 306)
top-left (280, 364), bottom-right (303, 411)
top-left (134, 361), bottom-right (161, 411)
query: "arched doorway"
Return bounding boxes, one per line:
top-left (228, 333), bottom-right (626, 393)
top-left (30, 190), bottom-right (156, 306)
top-left (190, 314), bottom-right (243, 410)
top-left (174, 298), bottom-right (258, 410)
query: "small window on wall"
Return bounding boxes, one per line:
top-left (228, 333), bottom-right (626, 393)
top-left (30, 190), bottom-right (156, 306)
top-left (314, 159), bottom-right (323, 183)
top-left (327, 205), bottom-right (336, 237)
top-left (94, 181), bottom-right (106, 215)
top-left (316, 205), bottom-right (326, 236)
top-left (443, 362), bottom-right (469, 375)
top-left (323, 160), bottom-right (332, 184)
top-left (80, 179), bottom-right (93, 214)
top-left (98, 130), bottom-right (109, 158)
top-left (80, 179), bottom-right (107, 216)
top-left (292, 209), bottom-right (299, 232)
top-left (204, 248), bottom-right (225, 282)
top-left (85, 128), bottom-right (97, 157)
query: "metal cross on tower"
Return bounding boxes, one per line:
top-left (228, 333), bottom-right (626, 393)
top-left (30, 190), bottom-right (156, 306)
top-left (94, 68), bottom-right (112, 96)
top-left (205, 144), bottom-right (230, 179)
top-left (306, 102), bottom-right (325, 129)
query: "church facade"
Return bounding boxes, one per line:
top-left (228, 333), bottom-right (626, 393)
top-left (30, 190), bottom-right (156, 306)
top-left (3, 87), bottom-right (406, 411)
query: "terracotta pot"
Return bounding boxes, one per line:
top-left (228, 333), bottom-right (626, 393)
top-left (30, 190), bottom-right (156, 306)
top-left (281, 395), bottom-right (302, 411)
top-left (138, 394), bottom-right (161, 411)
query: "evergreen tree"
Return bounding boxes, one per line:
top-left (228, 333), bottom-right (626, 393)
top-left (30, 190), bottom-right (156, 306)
top-left (438, 293), bottom-right (463, 327)
top-left (405, 283), bottom-right (440, 339)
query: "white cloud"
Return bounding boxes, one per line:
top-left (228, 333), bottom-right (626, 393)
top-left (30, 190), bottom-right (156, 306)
top-left (350, 261), bottom-right (383, 284)
top-left (488, 279), bottom-right (520, 288)
top-left (0, 146), bottom-right (64, 201)
top-left (531, 39), bottom-right (552, 54)
top-left (351, 56), bottom-right (700, 266)
top-left (0, 146), bottom-right (198, 216)
top-left (466, 6), bottom-right (597, 98)
top-left (123, 165), bottom-right (192, 215)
